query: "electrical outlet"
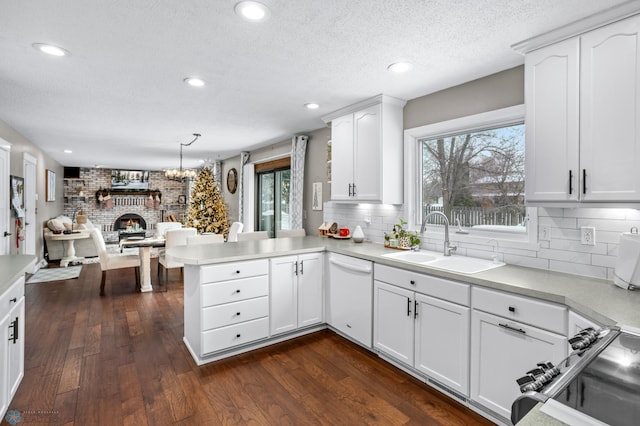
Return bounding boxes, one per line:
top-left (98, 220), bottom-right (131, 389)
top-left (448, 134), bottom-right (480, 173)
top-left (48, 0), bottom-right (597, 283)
top-left (581, 226), bottom-right (596, 246)
top-left (540, 225), bottom-right (551, 241)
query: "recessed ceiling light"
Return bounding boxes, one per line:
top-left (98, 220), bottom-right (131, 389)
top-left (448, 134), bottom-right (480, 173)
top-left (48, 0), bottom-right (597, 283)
top-left (64, 149), bottom-right (72, 154)
top-left (304, 103), bottom-right (319, 110)
top-left (184, 77), bottom-right (205, 87)
top-left (387, 62), bottom-right (413, 73)
top-left (32, 43), bottom-right (69, 57)
top-left (235, 1), bottom-right (271, 22)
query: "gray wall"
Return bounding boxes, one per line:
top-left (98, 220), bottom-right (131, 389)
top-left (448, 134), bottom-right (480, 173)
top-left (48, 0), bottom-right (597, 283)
top-left (0, 118), bottom-right (63, 258)
top-left (404, 65), bottom-right (524, 129)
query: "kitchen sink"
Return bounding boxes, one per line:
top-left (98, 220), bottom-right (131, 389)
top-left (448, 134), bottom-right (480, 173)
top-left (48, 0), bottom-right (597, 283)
top-left (425, 256), bottom-right (505, 274)
top-left (381, 251), bottom-right (439, 263)
top-left (381, 250), bottom-right (505, 274)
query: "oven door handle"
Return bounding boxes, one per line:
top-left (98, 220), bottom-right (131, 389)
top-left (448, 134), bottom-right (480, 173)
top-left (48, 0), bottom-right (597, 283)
top-left (499, 322), bottom-right (527, 335)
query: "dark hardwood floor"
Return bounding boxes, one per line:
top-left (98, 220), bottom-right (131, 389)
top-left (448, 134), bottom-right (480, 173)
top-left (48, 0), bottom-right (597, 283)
top-left (5, 261), bottom-right (494, 425)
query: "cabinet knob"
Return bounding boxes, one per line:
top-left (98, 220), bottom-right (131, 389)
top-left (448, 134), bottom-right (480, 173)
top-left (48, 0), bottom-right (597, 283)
top-left (508, 306), bottom-right (516, 313)
top-left (236, 334), bottom-right (241, 338)
top-left (236, 312), bottom-right (241, 316)
top-left (235, 270), bottom-right (240, 274)
top-left (410, 280), bottom-right (415, 285)
top-left (235, 289), bottom-right (241, 294)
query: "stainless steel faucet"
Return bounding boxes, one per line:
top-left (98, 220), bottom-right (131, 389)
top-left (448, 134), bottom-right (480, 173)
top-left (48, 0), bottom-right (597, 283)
top-left (420, 211), bottom-right (457, 256)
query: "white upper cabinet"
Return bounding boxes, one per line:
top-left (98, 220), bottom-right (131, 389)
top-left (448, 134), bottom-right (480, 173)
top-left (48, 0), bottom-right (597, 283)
top-left (322, 94), bottom-right (406, 204)
top-left (522, 13), bottom-right (640, 205)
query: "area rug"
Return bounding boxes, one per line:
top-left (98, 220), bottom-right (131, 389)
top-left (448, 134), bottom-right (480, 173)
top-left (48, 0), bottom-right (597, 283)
top-left (27, 266), bottom-right (82, 284)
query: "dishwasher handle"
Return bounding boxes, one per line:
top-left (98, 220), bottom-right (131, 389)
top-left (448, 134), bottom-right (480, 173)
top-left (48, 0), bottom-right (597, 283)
top-left (329, 258), bottom-right (372, 274)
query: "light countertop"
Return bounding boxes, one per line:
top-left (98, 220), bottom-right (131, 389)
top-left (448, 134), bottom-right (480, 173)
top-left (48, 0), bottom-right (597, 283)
top-left (0, 255), bottom-right (37, 295)
top-left (167, 236), bottom-right (640, 328)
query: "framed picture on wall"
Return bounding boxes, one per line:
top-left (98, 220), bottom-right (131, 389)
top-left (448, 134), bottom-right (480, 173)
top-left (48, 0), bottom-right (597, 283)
top-left (10, 175), bottom-right (25, 218)
top-left (312, 182), bottom-right (322, 211)
top-left (46, 169), bottom-right (56, 202)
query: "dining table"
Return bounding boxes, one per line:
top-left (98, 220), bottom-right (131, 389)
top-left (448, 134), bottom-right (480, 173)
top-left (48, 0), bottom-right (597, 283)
top-left (119, 236), bottom-right (165, 292)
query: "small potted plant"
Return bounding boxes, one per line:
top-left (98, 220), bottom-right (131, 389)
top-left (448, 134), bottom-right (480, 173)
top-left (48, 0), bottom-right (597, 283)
top-left (385, 219), bottom-right (420, 249)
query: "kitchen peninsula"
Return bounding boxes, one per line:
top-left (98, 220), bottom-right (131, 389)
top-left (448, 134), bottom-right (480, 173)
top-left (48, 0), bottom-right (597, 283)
top-left (168, 237), bottom-right (640, 425)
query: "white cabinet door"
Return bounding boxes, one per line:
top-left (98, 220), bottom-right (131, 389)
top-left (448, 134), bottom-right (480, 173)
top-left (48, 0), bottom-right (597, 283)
top-left (270, 256), bottom-right (298, 335)
top-left (415, 294), bottom-right (470, 396)
top-left (524, 37), bottom-right (580, 202)
top-left (7, 297), bottom-right (24, 401)
top-left (298, 253), bottom-right (323, 328)
top-left (470, 310), bottom-right (566, 420)
top-left (330, 114), bottom-right (354, 201)
top-left (0, 312), bottom-right (9, 419)
top-left (580, 14), bottom-right (640, 202)
top-left (373, 281), bottom-right (414, 366)
top-left (353, 104), bottom-right (381, 201)
top-left (327, 254), bottom-right (373, 347)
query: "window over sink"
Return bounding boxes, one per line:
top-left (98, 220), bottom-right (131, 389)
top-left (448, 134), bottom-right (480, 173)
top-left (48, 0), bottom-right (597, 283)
top-left (405, 104), bottom-right (537, 245)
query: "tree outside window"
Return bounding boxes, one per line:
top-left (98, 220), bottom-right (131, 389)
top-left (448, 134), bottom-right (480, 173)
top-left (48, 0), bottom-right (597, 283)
top-left (420, 123), bottom-right (525, 231)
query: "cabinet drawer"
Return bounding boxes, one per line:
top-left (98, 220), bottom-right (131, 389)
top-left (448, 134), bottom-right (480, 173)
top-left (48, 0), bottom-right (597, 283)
top-left (0, 276), bottom-right (25, 316)
top-left (202, 275), bottom-right (268, 307)
top-left (200, 259), bottom-right (269, 284)
top-left (375, 264), bottom-right (470, 306)
top-left (472, 287), bottom-right (566, 334)
top-left (202, 317), bottom-right (269, 354)
top-left (202, 296), bottom-right (268, 330)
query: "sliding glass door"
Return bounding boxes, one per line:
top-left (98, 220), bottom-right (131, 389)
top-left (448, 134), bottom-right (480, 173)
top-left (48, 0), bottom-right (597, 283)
top-left (256, 167), bottom-right (290, 238)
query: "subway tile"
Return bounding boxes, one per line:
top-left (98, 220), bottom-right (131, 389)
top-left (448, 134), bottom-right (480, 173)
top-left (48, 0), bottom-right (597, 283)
top-left (549, 260), bottom-right (607, 280)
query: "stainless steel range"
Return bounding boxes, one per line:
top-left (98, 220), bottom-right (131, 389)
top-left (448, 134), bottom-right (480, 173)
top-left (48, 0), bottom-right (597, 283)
top-left (511, 325), bottom-right (640, 425)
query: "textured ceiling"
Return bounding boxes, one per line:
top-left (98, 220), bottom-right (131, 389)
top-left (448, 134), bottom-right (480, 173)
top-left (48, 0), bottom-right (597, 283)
top-left (0, 0), bottom-right (632, 170)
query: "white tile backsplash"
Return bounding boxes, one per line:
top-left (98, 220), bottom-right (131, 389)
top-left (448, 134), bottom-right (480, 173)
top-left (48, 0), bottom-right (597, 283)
top-left (323, 203), bottom-right (640, 281)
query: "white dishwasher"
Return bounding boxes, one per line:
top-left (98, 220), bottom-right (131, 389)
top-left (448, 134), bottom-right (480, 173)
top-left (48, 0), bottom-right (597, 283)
top-left (327, 253), bottom-right (373, 348)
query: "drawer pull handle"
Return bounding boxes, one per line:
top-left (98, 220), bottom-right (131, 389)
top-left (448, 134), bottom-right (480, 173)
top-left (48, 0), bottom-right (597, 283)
top-left (499, 323), bottom-right (526, 335)
top-left (235, 270), bottom-right (240, 274)
top-left (508, 306), bottom-right (516, 313)
top-left (236, 334), bottom-right (241, 338)
top-left (410, 280), bottom-right (415, 285)
top-left (235, 289), bottom-right (241, 294)
top-left (9, 297), bottom-right (17, 303)
top-left (236, 312), bottom-right (241, 316)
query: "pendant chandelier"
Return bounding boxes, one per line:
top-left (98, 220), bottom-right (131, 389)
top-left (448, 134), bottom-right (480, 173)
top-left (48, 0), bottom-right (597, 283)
top-left (165, 133), bottom-right (200, 181)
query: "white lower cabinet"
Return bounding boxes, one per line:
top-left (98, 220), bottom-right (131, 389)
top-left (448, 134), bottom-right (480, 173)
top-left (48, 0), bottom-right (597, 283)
top-left (373, 264), bottom-right (471, 397)
top-left (184, 259), bottom-right (270, 361)
top-left (1, 276), bottom-right (25, 420)
top-left (470, 287), bottom-right (567, 421)
top-left (327, 253), bottom-right (373, 347)
top-left (374, 282), bottom-right (414, 365)
top-left (270, 253), bottom-right (323, 335)
top-left (414, 294), bottom-right (469, 395)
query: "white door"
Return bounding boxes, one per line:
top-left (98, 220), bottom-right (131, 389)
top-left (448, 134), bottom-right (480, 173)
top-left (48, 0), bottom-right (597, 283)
top-left (469, 310), bottom-right (566, 419)
top-left (580, 14), bottom-right (640, 201)
top-left (524, 37), bottom-right (580, 202)
top-left (330, 114), bottom-right (354, 200)
top-left (23, 153), bottom-right (37, 258)
top-left (269, 256), bottom-right (298, 335)
top-left (297, 253), bottom-right (323, 328)
top-left (0, 144), bottom-right (9, 255)
top-left (353, 104), bottom-right (381, 201)
top-left (415, 294), bottom-right (470, 396)
top-left (373, 281), bottom-right (414, 365)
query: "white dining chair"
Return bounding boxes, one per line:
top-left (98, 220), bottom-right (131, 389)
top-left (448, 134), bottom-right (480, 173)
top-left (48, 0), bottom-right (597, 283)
top-left (90, 228), bottom-right (141, 296)
top-left (227, 222), bottom-right (243, 242)
top-left (158, 227), bottom-right (197, 289)
top-left (236, 231), bottom-right (270, 241)
top-left (155, 221), bottom-right (183, 238)
top-left (276, 229), bottom-right (306, 238)
top-left (187, 234), bottom-right (225, 245)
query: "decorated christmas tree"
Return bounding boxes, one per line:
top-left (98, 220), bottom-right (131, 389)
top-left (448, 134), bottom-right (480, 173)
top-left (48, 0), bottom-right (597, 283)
top-left (186, 168), bottom-right (230, 235)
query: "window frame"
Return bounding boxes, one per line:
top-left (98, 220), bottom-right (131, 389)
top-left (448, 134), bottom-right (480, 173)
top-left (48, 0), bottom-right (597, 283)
top-left (403, 104), bottom-right (539, 248)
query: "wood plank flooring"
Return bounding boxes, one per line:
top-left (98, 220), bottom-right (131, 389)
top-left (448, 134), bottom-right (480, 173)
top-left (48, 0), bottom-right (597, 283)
top-left (5, 261), bottom-right (494, 425)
